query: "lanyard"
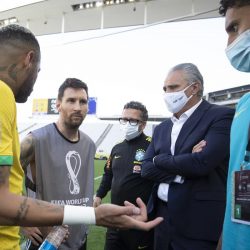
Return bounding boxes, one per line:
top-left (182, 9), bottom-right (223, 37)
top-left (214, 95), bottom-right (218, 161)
top-left (240, 124), bottom-right (250, 170)
top-left (247, 124), bottom-right (250, 152)
top-left (245, 124), bottom-right (250, 160)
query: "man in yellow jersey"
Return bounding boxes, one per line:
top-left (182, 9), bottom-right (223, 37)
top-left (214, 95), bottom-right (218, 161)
top-left (0, 23), bottom-right (41, 249)
top-left (0, 24), bottom-right (162, 250)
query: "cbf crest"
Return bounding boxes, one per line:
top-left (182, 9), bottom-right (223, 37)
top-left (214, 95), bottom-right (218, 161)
top-left (135, 149), bottom-right (146, 162)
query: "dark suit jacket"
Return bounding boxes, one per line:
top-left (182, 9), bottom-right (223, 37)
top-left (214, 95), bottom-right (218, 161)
top-left (142, 100), bottom-right (234, 242)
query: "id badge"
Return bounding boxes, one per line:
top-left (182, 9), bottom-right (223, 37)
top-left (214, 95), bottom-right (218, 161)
top-left (232, 170), bottom-right (250, 224)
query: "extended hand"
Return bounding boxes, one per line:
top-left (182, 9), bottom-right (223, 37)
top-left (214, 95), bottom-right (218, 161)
top-left (124, 197), bottom-right (150, 222)
top-left (93, 196), bottom-right (102, 208)
top-left (94, 197), bottom-right (163, 230)
top-left (21, 227), bottom-right (43, 246)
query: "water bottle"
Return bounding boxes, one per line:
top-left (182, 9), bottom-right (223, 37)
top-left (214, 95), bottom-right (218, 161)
top-left (38, 226), bottom-right (67, 250)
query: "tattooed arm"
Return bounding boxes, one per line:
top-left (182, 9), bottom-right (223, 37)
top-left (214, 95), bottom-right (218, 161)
top-left (0, 165), bottom-right (163, 229)
top-left (20, 133), bottom-right (48, 244)
top-left (1, 133), bottom-right (163, 229)
top-left (0, 166), bottom-right (64, 226)
top-left (20, 133), bottom-right (35, 177)
top-left (1, 136), bottom-right (163, 229)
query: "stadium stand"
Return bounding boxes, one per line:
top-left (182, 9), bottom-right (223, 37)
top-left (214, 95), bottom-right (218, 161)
top-left (18, 119), bottom-right (155, 157)
top-left (18, 84), bottom-right (249, 157)
top-left (204, 84), bottom-right (250, 109)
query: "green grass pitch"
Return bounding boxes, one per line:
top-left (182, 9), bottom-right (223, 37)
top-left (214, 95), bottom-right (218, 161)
top-left (88, 159), bottom-right (110, 250)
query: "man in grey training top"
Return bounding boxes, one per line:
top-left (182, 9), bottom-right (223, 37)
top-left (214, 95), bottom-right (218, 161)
top-left (21, 78), bottom-right (95, 250)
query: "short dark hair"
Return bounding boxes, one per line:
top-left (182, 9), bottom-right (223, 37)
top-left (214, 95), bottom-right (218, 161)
top-left (0, 24), bottom-right (40, 60)
top-left (57, 78), bottom-right (89, 100)
top-left (219, 0), bottom-right (250, 16)
top-left (123, 101), bottom-right (148, 122)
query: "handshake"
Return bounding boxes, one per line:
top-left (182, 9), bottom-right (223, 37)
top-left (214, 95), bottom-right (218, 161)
top-left (21, 198), bottom-right (163, 247)
top-left (94, 197), bottom-right (163, 230)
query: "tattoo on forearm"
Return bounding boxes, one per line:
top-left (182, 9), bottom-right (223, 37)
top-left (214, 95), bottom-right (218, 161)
top-left (34, 199), bottom-right (63, 213)
top-left (20, 136), bottom-right (35, 169)
top-left (15, 197), bottom-right (29, 223)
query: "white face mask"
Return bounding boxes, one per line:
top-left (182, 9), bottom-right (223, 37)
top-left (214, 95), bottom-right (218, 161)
top-left (225, 29), bottom-right (250, 72)
top-left (163, 84), bottom-right (193, 114)
top-left (120, 123), bottom-right (142, 141)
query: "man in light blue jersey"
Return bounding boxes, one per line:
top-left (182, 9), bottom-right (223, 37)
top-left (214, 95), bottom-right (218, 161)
top-left (219, 1), bottom-right (250, 249)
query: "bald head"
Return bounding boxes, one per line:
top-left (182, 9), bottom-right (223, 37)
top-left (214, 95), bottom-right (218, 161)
top-left (0, 24), bottom-right (41, 103)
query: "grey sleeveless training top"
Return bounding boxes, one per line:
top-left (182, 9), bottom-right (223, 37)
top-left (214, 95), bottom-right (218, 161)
top-left (32, 123), bottom-right (96, 250)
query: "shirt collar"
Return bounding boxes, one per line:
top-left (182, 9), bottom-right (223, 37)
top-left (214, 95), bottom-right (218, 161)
top-left (171, 99), bottom-right (203, 123)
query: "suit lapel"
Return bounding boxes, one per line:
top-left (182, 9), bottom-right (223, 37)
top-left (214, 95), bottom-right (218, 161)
top-left (174, 100), bottom-right (210, 154)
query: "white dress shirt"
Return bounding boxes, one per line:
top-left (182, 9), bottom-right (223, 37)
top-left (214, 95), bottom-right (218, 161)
top-left (158, 99), bottom-right (202, 202)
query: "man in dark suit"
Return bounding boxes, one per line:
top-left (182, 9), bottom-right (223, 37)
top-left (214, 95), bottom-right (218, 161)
top-left (141, 63), bottom-right (235, 250)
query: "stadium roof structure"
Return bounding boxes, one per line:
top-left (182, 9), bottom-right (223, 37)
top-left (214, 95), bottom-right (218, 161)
top-left (204, 84), bottom-right (250, 108)
top-left (0, 0), bottom-right (221, 36)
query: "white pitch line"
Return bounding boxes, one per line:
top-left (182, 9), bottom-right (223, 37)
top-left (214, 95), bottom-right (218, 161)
top-left (94, 175), bottom-right (102, 180)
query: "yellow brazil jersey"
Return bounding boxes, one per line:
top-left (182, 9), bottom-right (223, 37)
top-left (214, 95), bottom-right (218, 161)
top-left (0, 80), bottom-right (24, 250)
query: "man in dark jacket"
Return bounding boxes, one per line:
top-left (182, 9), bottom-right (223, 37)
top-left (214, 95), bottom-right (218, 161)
top-left (142, 63), bottom-right (234, 250)
top-left (94, 101), bottom-right (155, 250)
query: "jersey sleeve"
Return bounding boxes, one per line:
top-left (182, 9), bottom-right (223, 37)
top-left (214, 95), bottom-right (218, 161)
top-left (0, 84), bottom-right (15, 166)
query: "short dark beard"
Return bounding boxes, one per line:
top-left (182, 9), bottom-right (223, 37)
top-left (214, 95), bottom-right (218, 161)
top-left (64, 120), bottom-right (82, 131)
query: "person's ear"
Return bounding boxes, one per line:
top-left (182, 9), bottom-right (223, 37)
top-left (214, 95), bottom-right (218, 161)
top-left (191, 82), bottom-right (200, 95)
top-left (56, 99), bottom-right (61, 112)
top-left (24, 50), bottom-right (35, 68)
top-left (140, 121), bottom-right (146, 131)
